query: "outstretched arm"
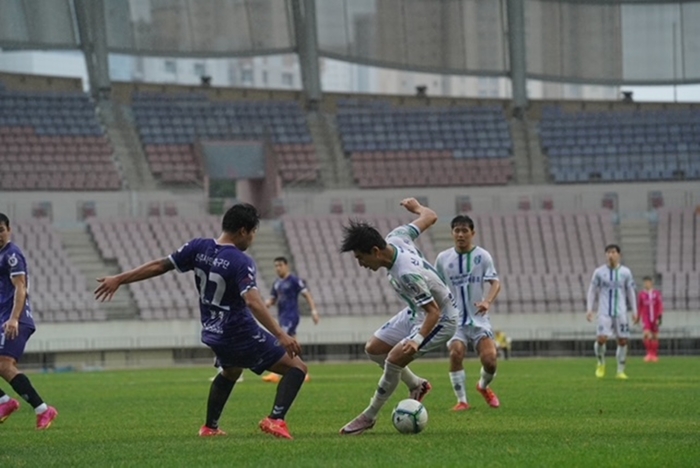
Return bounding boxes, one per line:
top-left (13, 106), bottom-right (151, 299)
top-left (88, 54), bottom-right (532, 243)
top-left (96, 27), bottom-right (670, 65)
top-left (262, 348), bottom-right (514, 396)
top-left (400, 197), bottom-right (437, 234)
top-left (95, 258), bottom-right (174, 302)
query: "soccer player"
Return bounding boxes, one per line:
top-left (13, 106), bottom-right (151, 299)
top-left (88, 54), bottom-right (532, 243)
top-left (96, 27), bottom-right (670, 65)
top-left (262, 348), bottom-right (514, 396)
top-left (0, 213), bottom-right (58, 429)
top-left (435, 215), bottom-right (502, 411)
top-left (638, 276), bottom-right (663, 362)
top-left (338, 198), bottom-right (458, 435)
top-left (261, 256), bottom-right (319, 383)
top-left (586, 244), bottom-right (638, 379)
top-left (94, 204), bottom-right (307, 439)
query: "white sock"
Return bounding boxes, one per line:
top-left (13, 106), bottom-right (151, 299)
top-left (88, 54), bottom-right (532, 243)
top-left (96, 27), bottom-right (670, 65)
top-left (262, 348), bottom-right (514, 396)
top-left (449, 370), bottom-right (467, 403)
top-left (0, 395), bottom-right (10, 404)
top-left (364, 361), bottom-right (402, 420)
top-left (35, 403), bottom-right (48, 415)
top-left (616, 345), bottom-right (628, 374)
top-left (594, 342), bottom-right (606, 365)
top-left (478, 367), bottom-right (495, 390)
top-left (367, 352), bottom-right (422, 389)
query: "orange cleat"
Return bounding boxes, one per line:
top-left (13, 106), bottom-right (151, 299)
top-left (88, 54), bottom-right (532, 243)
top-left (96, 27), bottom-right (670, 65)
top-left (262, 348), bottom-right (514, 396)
top-left (198, 425), bottom-right (227, 437)
top-left (259, 417), bottom-right (293, 439)
top-left (476, 384), bottom-right (500, 408)
top-left (452, 402), bottom-right (471, 412)
top-left (262, 373), bottom-right (281, 383)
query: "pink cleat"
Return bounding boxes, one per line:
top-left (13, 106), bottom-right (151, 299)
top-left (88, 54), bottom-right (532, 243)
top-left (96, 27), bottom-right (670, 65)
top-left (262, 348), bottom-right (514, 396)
top-left (650, 354), bottom-right (659, 362)
top-left (339, 413), bottom-right (376, 436)
top-left (0, 398), bottom-right (20, 423)
top-left (36, 406), bottom-right (58, 430)
top-left (259, 417), bottom-right (293, 440)
top-left (644, 354), bottom-right (653, 362)
top-left (452, 402), bottom-right (471, 412)
top-left (476, 384), bottom-right (500, 408)
top-left (199, 425), bottom-right (227, 437)
top-left (409, 380), bottom-right (432, 403)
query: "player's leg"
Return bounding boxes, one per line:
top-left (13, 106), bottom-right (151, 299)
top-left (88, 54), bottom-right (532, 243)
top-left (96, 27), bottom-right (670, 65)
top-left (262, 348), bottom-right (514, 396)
top-left (475, 335), bottom-right (500, 408)
top-left (595, 315), bottom-right (612, 377)
top-left (260, 354), bottom-right (308, 439)
top-left (200, 365), bottom-right (243, 436)
top-left (615, 317), bottom-right (631, 379)
top-left (263, 319), bottom-right (298, 383)
top-left (642, 327), bottom-right (653, 361)
top-left (447, 329), bottom-right (469, 411)
top-left (651, 330), bottom-right (660, 361)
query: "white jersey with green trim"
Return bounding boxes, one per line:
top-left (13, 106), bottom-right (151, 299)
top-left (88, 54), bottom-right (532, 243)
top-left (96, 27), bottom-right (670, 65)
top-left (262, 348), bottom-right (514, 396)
top-left (385, 223), bottom-right (459, 322)
top-left (587, 264), bottom-right (637, 318)
top-left (434, 246), bottom-right (498, 326)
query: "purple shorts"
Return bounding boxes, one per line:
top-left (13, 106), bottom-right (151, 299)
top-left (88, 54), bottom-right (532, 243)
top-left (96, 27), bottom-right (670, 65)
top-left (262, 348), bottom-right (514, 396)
top-left (209, 327), bottom-right (286, 375)
top-left (0, 326), bottom-right (35, 361)
top-left (280, 316), bottom-right (300, 337)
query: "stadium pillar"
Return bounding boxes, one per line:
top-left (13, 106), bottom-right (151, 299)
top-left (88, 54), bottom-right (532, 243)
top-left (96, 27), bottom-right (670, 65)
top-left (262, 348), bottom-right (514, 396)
top-left (292, 0), bottom-right (322, 107)
top-left (506, 0), bottom-right (528, 116)
top-left (75, 0), bottom-right (111, 98)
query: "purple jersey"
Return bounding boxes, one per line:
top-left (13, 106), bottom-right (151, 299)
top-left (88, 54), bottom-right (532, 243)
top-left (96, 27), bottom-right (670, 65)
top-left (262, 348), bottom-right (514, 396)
top-left (0, 242), bottom-right (36, 329)
top-left (169, 238), bottom-right (260, 347)
top-left (271, 275), bottom-right (307, 320)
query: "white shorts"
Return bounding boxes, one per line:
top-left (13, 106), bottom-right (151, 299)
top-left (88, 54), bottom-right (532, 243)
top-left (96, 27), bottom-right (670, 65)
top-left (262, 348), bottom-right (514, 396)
top-left (447, 316), bottom-right (495, 349)
top-left (596, 313), bottom-right (631, 339)
top-left (374, 308), bottom-right (457, 357)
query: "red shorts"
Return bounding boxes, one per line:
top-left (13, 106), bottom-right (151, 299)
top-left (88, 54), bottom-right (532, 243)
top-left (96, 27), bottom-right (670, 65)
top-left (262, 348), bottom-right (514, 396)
top-left (642, 320), bottom-right (660, 333)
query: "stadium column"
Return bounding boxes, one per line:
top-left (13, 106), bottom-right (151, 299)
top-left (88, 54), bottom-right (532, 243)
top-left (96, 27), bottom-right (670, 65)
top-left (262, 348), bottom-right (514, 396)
top-left (292, 0), bottom-right (322, 107)
top-left (506, 0), bottom-right (527, 116)
top-left (75, 0), bottom-right (111, 99)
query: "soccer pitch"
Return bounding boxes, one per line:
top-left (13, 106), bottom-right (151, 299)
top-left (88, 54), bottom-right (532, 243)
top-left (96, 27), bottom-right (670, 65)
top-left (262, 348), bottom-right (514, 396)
top-left (2, 357), bottom-right (699, 467)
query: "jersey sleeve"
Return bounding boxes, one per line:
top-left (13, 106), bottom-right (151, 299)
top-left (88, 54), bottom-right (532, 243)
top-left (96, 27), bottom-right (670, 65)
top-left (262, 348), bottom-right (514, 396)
top-left (234, 255), bottom-right (258, 296)
top-left (296, 277), bottom-right (308, 293)
top-left (7, 249), bottom-right (27, 277)
top-left (483, 251), bottom-right (498, 281)
top-left (168, 239), bottom-right (199, 273)
top-left (386, 223), bottom-right (422, 244)
top-left (401, 273), bottom-right (434, 307)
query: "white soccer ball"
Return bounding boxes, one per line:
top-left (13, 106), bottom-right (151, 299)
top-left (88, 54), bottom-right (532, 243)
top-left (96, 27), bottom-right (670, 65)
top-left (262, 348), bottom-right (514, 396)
top-left (392, 398), bottom-right (428, 434)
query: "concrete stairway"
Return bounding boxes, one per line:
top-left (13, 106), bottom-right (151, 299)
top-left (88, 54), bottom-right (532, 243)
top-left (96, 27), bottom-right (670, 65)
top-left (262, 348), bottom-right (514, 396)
top-left (58, 227), bottom-right (138, 320)
top-left (306, 112), bottom-right (354, 189)
top-left (525, 118), bottom-right (548, 185)
top-left (248, 220), bottom-right (292, 286)
top-left (619, 217), bottom-right (655, 285)
top-left (509, 118), bottom-right (530, 184)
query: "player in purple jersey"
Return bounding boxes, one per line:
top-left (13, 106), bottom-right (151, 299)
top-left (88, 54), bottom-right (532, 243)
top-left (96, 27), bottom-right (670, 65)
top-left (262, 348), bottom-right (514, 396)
top-left (261, 256), bottom-right (319, 383)
top-left (94, 204), bottom-right (307, 440)
top-left (0, 214), bottom-right (58, 429)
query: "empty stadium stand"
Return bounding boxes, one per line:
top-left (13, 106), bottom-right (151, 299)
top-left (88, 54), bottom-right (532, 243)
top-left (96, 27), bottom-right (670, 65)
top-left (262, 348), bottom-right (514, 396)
top-left (0, 85), bottom-right (122, 190)
top-left (336, 100), bottom-right (513, 188)
top-left (130, 92), bottom-right (319, 185)
top-left (540, 107), bottom-right (700, 183)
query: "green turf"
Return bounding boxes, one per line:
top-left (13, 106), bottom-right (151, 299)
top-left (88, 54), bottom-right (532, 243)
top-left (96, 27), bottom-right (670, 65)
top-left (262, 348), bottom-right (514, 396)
top-left (1, 357), bottom-right (699, 467)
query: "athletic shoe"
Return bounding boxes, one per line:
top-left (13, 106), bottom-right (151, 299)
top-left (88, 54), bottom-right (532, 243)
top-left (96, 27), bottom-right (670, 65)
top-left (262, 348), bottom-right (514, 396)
top-left (198, 425), bottom-right (227, 437)
top-left (476, 384), bottom-right (500, 408)
top-left (644, 354), bottom-right (653, 362)
top-left (339, 413), bottom-right (376, 436)
top-left (262, 373), bottom-right (281, 383)
top-left (595, 364), bottom-right (605, 378)
top-left (452, 402), bottom-right (471, 412)
top-left (616, 372), bottom-right (629, 380)
top-left (259, 417), bottom-right (293, 440)
top-left (304, 374), bottom-right (311, 383)
top-left (36, 406), bottom-right (58, 430)
top-left (0, 398), bottom-right (20, 423)
top-left (409, 380), bottom-right (432, 403)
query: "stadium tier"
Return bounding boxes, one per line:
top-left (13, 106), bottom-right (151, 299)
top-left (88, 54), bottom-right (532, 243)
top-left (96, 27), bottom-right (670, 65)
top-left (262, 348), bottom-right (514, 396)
top-left (13, 221), bottom-right (102, 322)
top-left (337, 101), bottom-right (513, 188)
top-left (131, 92), bottom-right (319, 185)
top-left (655, 208), bottom-right (700, 310)
top-left (540, 107), bottom-right (700, 183)
top-left (0, 86), bottom-right (121, 190)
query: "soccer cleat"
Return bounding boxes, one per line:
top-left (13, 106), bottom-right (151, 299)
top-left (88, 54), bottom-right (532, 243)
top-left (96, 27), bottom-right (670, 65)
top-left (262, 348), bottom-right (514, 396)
top-left (198, 425), bottom-right (227, 437)
top-left (616, 372), bottom-right (629, 380)
top-left (304, 374), bottom-right (311, 383)
top-left (409, 380), bottom-right (432, 403)
top-left (339, 413), bottom-right (376, 436)
top-left (0, 398), bottom-right (20, 423)
top-left (36, 406), bottom-right (58, 430)
top-left (452, 402), bottom-right (471, 412)
top-left (595, 364), bottom-right (606, 378)
top-left (644, 354), bottom-right (653, 362)
top-left (262, 373), bottom-right (281, 383)
top-left (259, 417), bottom-right (293, 440)
top-left (476, 384), bottom-right (500, 408)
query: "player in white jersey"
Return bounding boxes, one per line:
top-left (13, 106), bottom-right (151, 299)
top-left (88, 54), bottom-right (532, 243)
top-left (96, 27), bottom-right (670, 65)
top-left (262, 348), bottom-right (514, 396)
top-left (586, 244), bottom-right (638, 379)
top-left (338, 198), bottom-right (459, 435)
top-left (435, 215), bottom-right (502, 411)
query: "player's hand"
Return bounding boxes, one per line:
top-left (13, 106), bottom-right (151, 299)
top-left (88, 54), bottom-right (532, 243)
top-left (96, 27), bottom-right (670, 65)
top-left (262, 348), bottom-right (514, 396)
top-left (278, 333), bottom-right (302, 358)
top-left (586, 311), bottom-right (595, 322)
top-left (475, 301), bottom-right (490, 315)
top-left (311, 310), bottom-right (320, 325)
top-left (400, 197), bottom-right (422, 214)
top-left (2, 318), bottom-right (19, 340)
top-left (94, 276), bottom-right (121, 302)
top-left (402, 339), bottom-right (419, 356)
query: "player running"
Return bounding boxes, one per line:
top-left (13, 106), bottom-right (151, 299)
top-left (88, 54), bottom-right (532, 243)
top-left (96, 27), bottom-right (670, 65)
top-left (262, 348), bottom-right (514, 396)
top-left (338, 198), bottom-right (458, 435)
top-left (586, 244), bottom-right (638, 380)
top-left (638, 276), bottom-right (663, 362)
top-left (0, 213), bottom-right (58, 429)
top-left (435, 215), bottom-right (502, 411)
top-left (95, 204), bottom-right (307, 440)
top-left (261, 256), bottom-right (319, 383)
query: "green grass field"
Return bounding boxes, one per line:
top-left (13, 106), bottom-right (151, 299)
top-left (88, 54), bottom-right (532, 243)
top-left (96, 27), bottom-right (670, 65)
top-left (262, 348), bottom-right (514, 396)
top-left (2, 357), bottom-right (699, 467)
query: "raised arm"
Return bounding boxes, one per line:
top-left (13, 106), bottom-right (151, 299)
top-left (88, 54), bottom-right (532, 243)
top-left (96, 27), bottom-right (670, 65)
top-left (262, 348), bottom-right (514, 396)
top-left (95, 258), bottom-right (173, 302)
top-left (400, 197), bottom-right (437, 234)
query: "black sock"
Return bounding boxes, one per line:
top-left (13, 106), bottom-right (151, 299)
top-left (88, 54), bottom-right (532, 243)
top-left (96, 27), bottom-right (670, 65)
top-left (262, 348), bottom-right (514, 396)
top-left (10, 374), bottom-right (44, 409)
top-left (205, 374), bottom-right (236, 429)
top-left (0, 388), bottom-right (6, 398)
top-left (269, 368), bottom-right (306, 420)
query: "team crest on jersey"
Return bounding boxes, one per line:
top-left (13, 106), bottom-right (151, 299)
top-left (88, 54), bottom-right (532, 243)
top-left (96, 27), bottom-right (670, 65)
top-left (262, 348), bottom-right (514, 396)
top-left (7, 254), bottom-right (18, 267)
top-left (474, 255), bottom-right (482, 265)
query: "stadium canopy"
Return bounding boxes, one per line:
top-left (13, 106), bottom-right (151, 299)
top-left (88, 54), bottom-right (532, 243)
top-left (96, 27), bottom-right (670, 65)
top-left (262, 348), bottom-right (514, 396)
top-left (2, 0), bottom-right (700, 107)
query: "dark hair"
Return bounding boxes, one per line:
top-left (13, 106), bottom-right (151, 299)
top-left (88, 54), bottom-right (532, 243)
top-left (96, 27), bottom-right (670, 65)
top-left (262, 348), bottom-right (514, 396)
top-left (643, 276), bottom-right (652, 282)
top-left (340, 220), bottom-right (387, 254)
top-left (451, 215), bottom-right (474, 231)
top-left (605, 244), bottom-right (621, 253)
top-left (222, 204), bottom-right (259, 234)
top-left (0, 213), bottom-right (9, 229)
top-left (274, 256), bottom-right (288, 264)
